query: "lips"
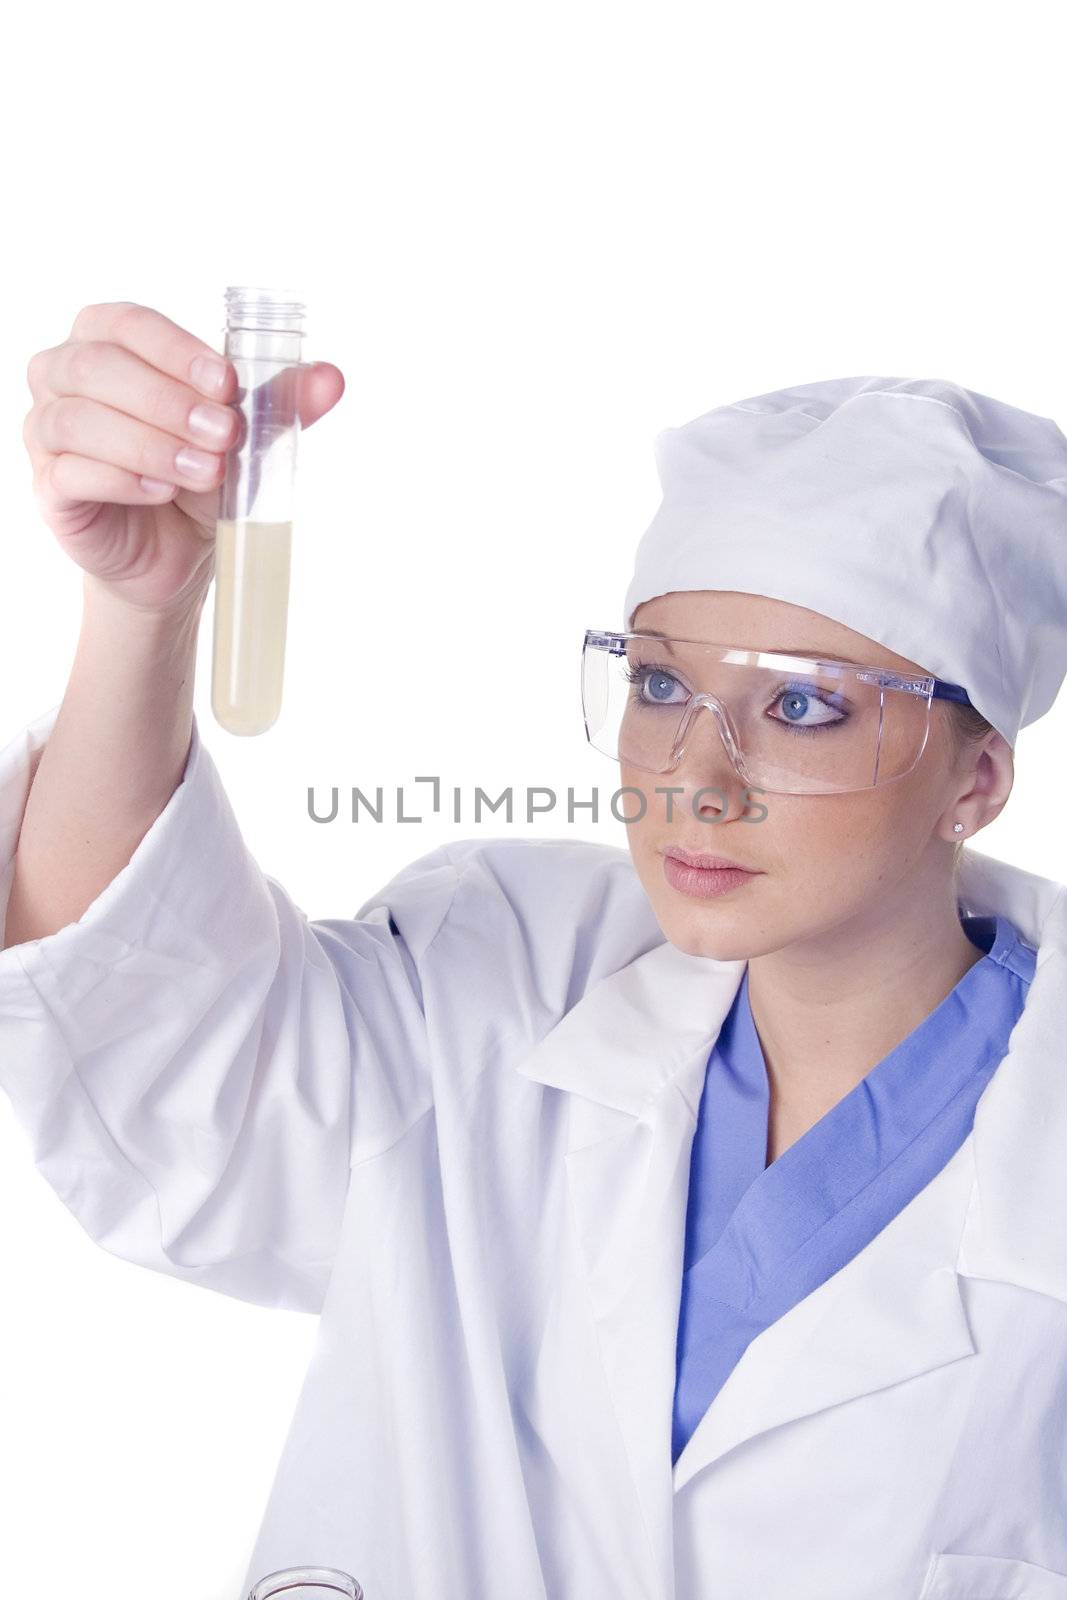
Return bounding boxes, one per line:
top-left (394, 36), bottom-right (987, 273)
top-left (663, 845), bottom-right (757, 872)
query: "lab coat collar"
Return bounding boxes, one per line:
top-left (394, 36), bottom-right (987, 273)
top-left (952, 849), bottom-right (1067, 1304)
top-left (513, 845), bottom-right (1067, 1588)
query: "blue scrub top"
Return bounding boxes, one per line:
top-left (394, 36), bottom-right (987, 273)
top-left (672, 911), bottom-right (1037, 1465)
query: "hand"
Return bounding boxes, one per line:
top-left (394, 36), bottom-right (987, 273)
top-left (22, 300), bottom-right (345, 617)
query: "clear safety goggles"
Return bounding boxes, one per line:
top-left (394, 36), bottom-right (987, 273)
top-left (582, 629), bottom-right (974, 796)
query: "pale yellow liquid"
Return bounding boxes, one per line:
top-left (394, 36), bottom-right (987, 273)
top-left (211, 519), bottom-right (292, 735)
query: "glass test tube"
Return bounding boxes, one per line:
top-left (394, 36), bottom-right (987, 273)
top-left (212, 285), bottom-right (306, 735)
top-left (246, 1565), bottom-right (364, 1600)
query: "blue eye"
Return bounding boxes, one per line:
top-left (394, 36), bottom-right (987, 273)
top-left (623, 664), bottom-right (688, 705)
top-left (769, 684), bottom-right (846, 731)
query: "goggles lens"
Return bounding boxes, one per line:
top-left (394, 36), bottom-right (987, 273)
top-left (582, 631), bottom-right (936, 796)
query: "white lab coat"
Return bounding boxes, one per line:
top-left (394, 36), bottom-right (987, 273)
top-left (1, 702), bottom-right (1066, 1600)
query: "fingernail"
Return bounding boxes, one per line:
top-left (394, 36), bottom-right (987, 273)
top-left (175, 445), bottom-right (218, 479)
top-left (188, 403), bottom-right (233, 444)
top-left (191, 355), bottom-right (228, 395)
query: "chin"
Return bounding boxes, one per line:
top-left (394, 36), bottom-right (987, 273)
top-left (649, 899), bottom-right (759, 962)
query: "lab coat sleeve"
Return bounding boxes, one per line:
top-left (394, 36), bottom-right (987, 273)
top-left (0, 703), bottom-right (460, 1315)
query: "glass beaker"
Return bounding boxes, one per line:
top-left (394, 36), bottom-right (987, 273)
top-left (246, 1564), bottom-right (364, 1599)
top-left (212, 284), bottom-right (306, 736)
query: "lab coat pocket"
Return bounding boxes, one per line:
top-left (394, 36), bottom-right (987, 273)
top-left (919, 1551), bottom-right (1067, 1598)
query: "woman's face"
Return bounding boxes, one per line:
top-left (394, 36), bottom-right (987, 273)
top-left (620, 589), bottom-right (1011, 960)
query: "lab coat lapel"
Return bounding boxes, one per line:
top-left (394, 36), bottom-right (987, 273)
top-left (516, 939), bottom-right (745, 1592)
top-left (671, 1133), bottom-right (979, 1489)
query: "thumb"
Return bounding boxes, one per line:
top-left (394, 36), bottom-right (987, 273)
top-left (247, 361), bottom-right (346, 432)
top-left (295, 361), bottom-right (346, 428)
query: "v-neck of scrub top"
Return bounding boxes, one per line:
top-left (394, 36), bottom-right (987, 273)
top-left (672, 911), bottom-right (1037, 1466)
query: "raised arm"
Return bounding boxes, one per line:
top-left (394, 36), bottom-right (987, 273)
top-left (0, 301), bottom-right (451, 1314)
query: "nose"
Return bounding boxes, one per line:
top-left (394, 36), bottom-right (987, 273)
top-left (669, 695), bottom-right (748, 795)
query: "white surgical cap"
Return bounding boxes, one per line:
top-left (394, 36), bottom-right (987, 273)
top-left (622, 375), bottom-right (1067, 748)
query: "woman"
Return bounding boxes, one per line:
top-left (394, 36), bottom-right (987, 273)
top-left (2, 323), bottom-right (1066, 1598)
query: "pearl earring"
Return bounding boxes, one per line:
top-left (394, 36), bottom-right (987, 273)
top-left (953, 822), bottom-right (965, 834)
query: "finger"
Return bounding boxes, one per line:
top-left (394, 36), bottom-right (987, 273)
top-left (35, 451), bottom-right (176, 517)
top-left (43, 338), bottom-right (238, 456)
top-left (37, 395), bottom-right (227, 494)
top-left (65, 301), bottom-right (237, 403)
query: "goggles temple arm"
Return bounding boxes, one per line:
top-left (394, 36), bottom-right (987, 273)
top-left (931, 680), bottom-right (973, 706)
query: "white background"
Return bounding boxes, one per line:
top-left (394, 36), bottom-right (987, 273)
top-left (2, 1), bottom-right (1065, 1594)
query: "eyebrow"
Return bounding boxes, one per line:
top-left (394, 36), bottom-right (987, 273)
top-left (635, 627), bottom-right (859, 665)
